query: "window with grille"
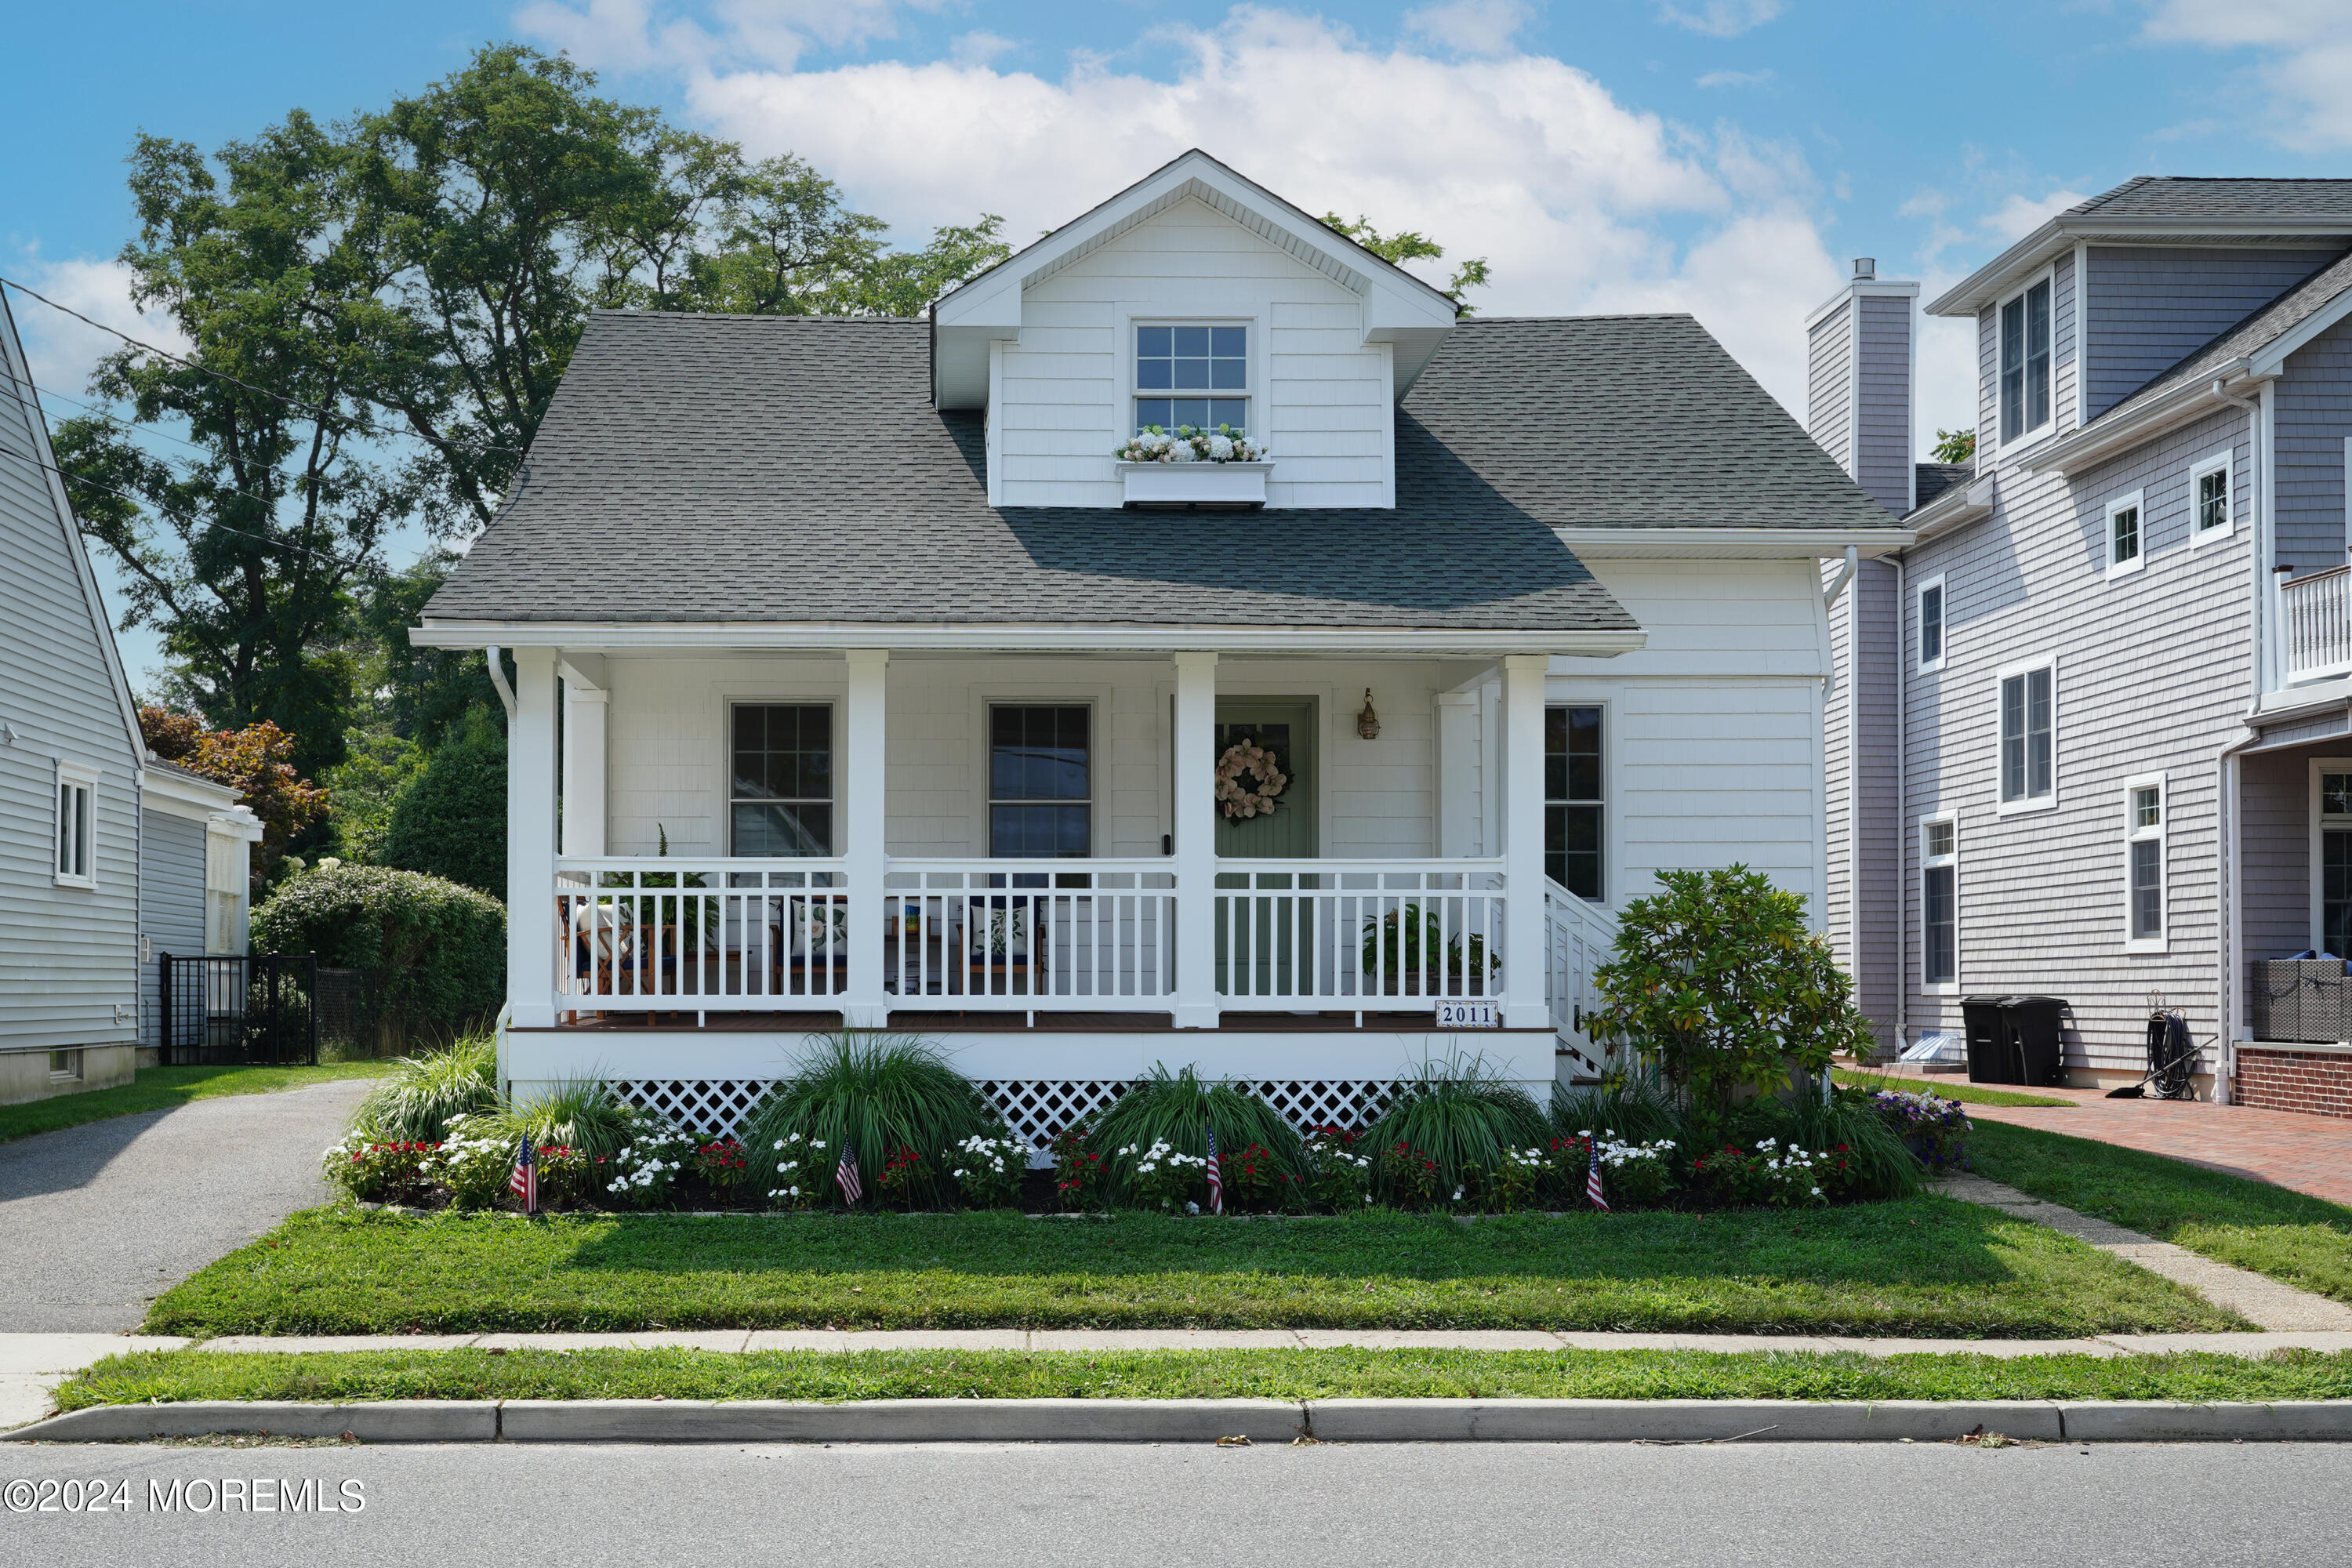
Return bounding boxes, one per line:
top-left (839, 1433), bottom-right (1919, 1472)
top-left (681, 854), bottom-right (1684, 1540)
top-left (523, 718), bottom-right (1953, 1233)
top-left (54, 764), bottom-right (96, 887)
top-left (2194, 462), bottom-right (2230, 535)
top-left (1922, 816), bottom-right (1957, 989)
top-left (1134, 325), bottom-right (1248, 435)
top-left (2107, 493), bottom-right (2143, 577)
top-left (1998, 664), bottom-right (2054, 807)
top-left (1998, 275), bottom-right (2053, 444)
top-left (1545, 705), bottom-right (1603, 900)
top-left (2126, 777), bottom-right (2165, 948)
top-left (730, 704), bottom-right (833, 856)
top-left (989, 705), bottom-right (1091, 858)
top-left (1918, 577), bottom-right (1946, 672)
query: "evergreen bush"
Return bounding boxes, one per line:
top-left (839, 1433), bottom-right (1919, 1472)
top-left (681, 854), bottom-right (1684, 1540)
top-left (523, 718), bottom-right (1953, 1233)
top-left (383, 718), bottom-right (506, 895)
top-left (251, 862), bottom-right (504, 1045)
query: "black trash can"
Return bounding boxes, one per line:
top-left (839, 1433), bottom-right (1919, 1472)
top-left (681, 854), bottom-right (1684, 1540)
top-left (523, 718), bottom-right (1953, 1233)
top-left (1961, 996), bottom-right (2016, 1083)
top-left (2002, 996), bottom-right (2070, 1087)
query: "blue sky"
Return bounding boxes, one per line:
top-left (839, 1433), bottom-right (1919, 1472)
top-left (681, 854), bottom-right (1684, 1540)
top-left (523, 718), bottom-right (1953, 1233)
top-left (5, 0), bottom-right (2347, 690)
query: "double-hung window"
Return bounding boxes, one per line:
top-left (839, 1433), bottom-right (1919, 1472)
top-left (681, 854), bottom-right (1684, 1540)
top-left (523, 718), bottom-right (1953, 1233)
top-left (1921, 815), bottom-right (1958, 990)
top-left (2318, 764), bottom-right (2352, 958)
top-left (2125, 775), bottom-right (2165, 950)
top-left (1134, 325), bottom-right (1248, 435)
top-left (1998, 662), bottom-right (2056, 809)
top-left (1917, 575), bottom-right (1946, 673)
top-left (54, 761), bottom-right (96, 888)
top-left (1998, 274), bottom-right (2053, 445)
top-left (2106, 490), bottom-right (2145, 578)
top-left (2190, 452), bottom-right (2232, 541)
top-left (989, 705), bottom-right (1091, 858)
top-left (1544, 705), bottom-right (1605, 899)
top-left (730, 704), bottom-right (833, 856)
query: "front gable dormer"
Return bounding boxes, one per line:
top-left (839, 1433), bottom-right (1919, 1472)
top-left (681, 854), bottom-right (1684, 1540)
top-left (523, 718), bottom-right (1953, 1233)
top-left (932, 150), bottom-right (1458, 510)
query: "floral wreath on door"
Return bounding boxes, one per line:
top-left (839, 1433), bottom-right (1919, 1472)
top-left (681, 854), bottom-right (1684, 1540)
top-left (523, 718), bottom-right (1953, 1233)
top-left (1215, 739), bottom-right (1288, 819)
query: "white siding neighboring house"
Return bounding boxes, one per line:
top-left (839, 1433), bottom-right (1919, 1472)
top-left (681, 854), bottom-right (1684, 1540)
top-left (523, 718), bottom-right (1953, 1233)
top-left (414, 151), bottom-right (1907, 1149)
top-left (0, 291), bottom-right (256, 1104)
top-left (1822, 177), bottom-right (2352, 1115)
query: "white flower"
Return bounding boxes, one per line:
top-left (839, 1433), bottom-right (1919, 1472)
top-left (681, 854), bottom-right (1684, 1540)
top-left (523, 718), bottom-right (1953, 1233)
top-left (1207, 434), bottom-right (1234, 461)
top-left (1167, 441), bottom-right (1197, 463)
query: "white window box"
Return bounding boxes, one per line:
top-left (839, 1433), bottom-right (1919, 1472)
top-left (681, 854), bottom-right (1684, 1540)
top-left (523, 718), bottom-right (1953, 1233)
top-left (1117, 460), bottom-right (1270, 509)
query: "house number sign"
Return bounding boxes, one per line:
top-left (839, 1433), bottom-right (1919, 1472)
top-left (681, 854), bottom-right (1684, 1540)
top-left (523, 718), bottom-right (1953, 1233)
top-left (1435, 1000), bottom-right (1500, 1029)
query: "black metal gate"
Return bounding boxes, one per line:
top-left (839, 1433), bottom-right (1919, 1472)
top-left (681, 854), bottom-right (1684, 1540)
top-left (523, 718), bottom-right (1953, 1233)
top-left (158, 954), bottom-right (320, 1067)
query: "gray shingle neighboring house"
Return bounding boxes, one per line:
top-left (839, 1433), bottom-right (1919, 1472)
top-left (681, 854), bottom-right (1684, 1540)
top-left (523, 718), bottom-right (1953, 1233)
top-left (1820, 178), bottom-right (2352, 1115)
top-left (417, 150), bottom-right (1906, 1149)
top-left (0, 292), bottom-right (258, 1104)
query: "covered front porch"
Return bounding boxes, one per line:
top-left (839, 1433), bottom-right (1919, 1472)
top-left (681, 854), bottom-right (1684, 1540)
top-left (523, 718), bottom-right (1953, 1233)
top-left (485, 641), bottom-right (1617, 1141)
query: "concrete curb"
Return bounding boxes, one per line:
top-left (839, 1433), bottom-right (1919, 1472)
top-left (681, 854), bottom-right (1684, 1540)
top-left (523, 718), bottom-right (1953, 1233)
top-left (11, 1397), bottom-right (2352, 1444)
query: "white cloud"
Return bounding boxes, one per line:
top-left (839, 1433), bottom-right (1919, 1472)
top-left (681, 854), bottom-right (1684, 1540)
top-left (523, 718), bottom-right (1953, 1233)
top-left (1694, 68), bottom-right (1772, 87)
top-left (1403, 0), bottom-right (1535, 56)
top-left (2141, 0), bottom-right (2352, 148)
top-left (5, 254), bottom-right (192, 406)
top-left (1654, 0), bottom-right (1784, 38)
top-left (1980, 187), bottom-right (2089, 241)
top-left (568, 5), bottom-right (1848, 412)
top-left (515, 0), bottom-right (945, 74)
top-left (950, 31), bottom-right (1016, 67)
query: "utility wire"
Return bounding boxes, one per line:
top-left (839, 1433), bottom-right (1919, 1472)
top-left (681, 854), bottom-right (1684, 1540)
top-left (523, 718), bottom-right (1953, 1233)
top-left (0, 273), bottom-right (528, 457)
top-left (0, 430), bottom-right (365, 568)
top-left (0, 359), bottom-right (223, 458)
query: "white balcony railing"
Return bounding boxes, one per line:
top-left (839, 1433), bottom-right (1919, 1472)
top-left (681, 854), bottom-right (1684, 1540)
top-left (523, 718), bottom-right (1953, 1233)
top-left (2284, 564), bottom-right (2352, 683)
top-left (549, 855), bottom-right (1579, 1022)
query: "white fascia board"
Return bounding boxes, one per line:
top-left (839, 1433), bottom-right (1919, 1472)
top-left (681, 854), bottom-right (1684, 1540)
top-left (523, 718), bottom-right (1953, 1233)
top-left (207, 807), bottom-right (266, 843)
top-left (412, 619), bottom-right (1646, 659)
top-left (1900, 477), bottom-right (1997, 546)
top-left (2018, 365), bottom-right (2267, 478)
top-left (141, 766), bottom-right (241, 819)
top-left (2248, 283), bottom-right (2352, 376)
top-left (1553, 526), bottom-right (1915, 560)
top-left (1803, 278), bottom-right (1921, 333)
top-left (1927, 218), bottom-right (2352, 318)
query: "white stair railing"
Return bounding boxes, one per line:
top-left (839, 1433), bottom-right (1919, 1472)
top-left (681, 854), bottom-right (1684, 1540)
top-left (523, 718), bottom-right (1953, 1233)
top-left (1544, 877), bottom-right (1617, 1079)
top-left (2283, 565), bottom-right (2352, 682)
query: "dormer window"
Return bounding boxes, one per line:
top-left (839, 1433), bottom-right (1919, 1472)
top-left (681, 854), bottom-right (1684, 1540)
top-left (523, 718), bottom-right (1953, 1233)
top-left (1135, 325), bottom-right (1248, 434)
top-left (1998, 274), bottom-right (2053, 446)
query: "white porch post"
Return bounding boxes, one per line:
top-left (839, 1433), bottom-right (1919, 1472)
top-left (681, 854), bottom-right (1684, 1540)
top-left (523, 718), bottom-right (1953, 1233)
top-left (507, 646), bottom-right (559, 1029)
top-left (559, 654), bottom-right (608, 858)
top-left (1436, 690), bottom-right (1479, 858)
top-left (842, 649), bottom-right (890, 1028)
top-left (1173, 651), bottom-right (1221, 1029)
top-left (1501, 653), bottom-right (1549, 1029)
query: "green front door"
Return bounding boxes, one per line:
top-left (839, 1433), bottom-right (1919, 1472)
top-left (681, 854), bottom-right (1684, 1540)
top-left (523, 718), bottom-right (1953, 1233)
top-left (1214, 701), bottom-right (1316, 998)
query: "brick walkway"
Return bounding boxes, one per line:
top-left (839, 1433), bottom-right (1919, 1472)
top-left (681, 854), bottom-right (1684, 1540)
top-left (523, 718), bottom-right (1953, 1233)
top-left (1866, 1066), bottom-right (2352, 1208)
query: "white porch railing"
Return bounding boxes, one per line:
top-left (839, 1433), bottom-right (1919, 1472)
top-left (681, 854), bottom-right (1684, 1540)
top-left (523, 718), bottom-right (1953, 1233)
top-left (881, 859), bottom-right (1176, 1009)
top-left (2284, 565), bottom-right (2352, 682)
top-left (1544, 877), bottom-right (1616, 1078)
top-left (1212, 860), bottom-right (1508, 1007)
top-left (554, 859), bottom-right (850, 1011)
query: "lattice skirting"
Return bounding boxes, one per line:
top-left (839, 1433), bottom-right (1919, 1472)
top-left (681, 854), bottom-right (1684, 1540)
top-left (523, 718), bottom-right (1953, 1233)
top-left (611, 1076), bottom-right (1412, 1160)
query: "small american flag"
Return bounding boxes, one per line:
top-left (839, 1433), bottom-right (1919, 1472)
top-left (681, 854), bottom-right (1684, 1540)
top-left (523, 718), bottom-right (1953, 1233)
top-left (510, 1137), bottom-right (538, 1214)
top-left (1204, 1127), bottom-right (1224, 1215)
top-left (836, 1143), bottom-right (862, 1205)
top-left (1586, 1142), bottom-right (1608, 1211)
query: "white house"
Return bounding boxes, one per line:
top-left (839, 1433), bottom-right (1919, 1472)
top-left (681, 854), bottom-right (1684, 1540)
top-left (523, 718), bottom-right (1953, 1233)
top-left (413, 151), bottom-right (1907, 1149)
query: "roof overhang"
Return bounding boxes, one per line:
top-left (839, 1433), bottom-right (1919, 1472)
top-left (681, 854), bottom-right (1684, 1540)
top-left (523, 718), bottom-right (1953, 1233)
top-left (1900, 474), bottom-right (1997, 546)
top-left (2016, 365), bottom-right (2267, 480)
top-left (930, 149), bottom-right (1461, 409)
top-left (140, 763), bottom-right (241, 819)
top-left (1553, 526), bottom-right (1913, 561)
top-left (1926, 218), bottom-right (2352, 318)
top-left (412, 619), bottom-right (1644, 659)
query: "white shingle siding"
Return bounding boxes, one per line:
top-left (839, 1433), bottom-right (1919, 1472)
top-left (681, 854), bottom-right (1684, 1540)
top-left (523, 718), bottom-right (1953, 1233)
top-left (2082, 245), bottom-right (2347, 422)
top-left (1806, 299), bottom-right (1853, 472)
top-left (1854, 296), bottom-right (1914, 513)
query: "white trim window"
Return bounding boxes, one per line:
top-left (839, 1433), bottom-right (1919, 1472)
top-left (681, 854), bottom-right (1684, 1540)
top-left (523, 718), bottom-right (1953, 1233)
top-left (1998, 271), bottom-right (2055, 447)
top-left (2190, 450), bottom-right (2233, 543)
top-left (2313, 760), bottom-right (2352, 957)
top-left (1921, 814), bottom-right (1958, 993)
top-left (54, 760), bottom-right (97, 887)
top-left (1917, 575), bottom-right (1947, 673)
top-left (1545, 703), bottom-right (1605, 900)
top-left (1134, 324), bottom-right (1249, 436)
top-left (1997, 661), bottom-right (2056, 811)
top-left (989, 704), bottom-right (1093, 858)
top-left (729, 703), bottom-right (834, 857)
top-left (2106, 489), bottom-right (2146, 579)
top-left (2125, 773), bottom-right (2166, 952)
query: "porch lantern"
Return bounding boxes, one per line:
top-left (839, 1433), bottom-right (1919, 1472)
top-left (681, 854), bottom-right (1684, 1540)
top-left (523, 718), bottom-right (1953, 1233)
top-left (1356, 689), bottom-right (1381, 740)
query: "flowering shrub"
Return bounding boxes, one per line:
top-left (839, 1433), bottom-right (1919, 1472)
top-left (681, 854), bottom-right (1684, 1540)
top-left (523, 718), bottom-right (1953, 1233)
top-left (691, 1138), bottom-right (753, 1195)
top-left (1379, 1140), bottom-right (1446, 1208)
top-left (532, 1145), bottom-right (597, 1209)
top-left (1491, 1146), bottom-right (1550, 1213)
top-left (877, 1145), bottom-right (927, 1208)
top-left (428, 1114), bottom-right (517, 1210)
top-left (1871, 1088), bottom-right (1972, 1173)
top-left (606, 1112), bottom-right (693, 1208)
top-left (1304, 1127), bottom-right (1373, 1210)
top-left (947, 1133), bottom-right (1027, 1209)
top-left (1592, 1135), bottom-right (1679, 1207)
top-left (767, 1132), bottom-right (825, 1209)
top-left (1225, 1142), bottom-right (1296, 1211)
top-left (1051, 1123), bottom-right (1106, 1211)
top-left (1693, 1138), bottom-right (1832, 1207)
top-left (1117, 1138), bottom-right (1208, 1212)
top-left (1112, 423), bottom-right (1265, 465)
top-left (322, 1134), bottom-right (440, 1203)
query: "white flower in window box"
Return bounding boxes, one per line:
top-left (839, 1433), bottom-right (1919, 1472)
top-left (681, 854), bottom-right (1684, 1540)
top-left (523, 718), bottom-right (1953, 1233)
top-left (1113, 423), bottom-right (1270, 508)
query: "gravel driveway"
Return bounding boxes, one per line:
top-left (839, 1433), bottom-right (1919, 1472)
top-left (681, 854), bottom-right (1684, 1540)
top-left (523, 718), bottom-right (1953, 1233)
top-left (0, 1078), bottom-right (372, 1331)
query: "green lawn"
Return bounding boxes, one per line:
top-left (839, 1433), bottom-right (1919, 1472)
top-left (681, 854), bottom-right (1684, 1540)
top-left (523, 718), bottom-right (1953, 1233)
top-left (0, 1062), bottom-right (392, 1145)
top-left (145, 1198), bottom-right (2240, 1338)
top-left (1831, 1069), bottom-right (2073, 1109)
top-left (1968, 1120), bottom-right (2352, 1305)
top-left (54, 1345), bottom-right (2352, 1410)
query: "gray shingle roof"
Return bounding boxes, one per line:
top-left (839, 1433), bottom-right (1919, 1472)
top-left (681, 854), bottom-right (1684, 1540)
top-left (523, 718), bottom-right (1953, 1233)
top-left (2070, 177), bottom-right (2352, 220)
top-left (2096, 248), bottom-right (2352, 426)
top-left (1912, 463), bottom-right (1971, 512)
top-left (424, 310), bottom-right (1891, 631)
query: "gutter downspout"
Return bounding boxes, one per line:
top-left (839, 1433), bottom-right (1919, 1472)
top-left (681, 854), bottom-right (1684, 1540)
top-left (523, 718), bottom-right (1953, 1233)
top-left (2209, 376), bottom-right (2263, 1108)
top-left (1823, 545), bottom-right (1858, 610)
top-left (1889, 553), bottom-right (1906, 1054)
top-left (485, 647), bottom-right (517, 724)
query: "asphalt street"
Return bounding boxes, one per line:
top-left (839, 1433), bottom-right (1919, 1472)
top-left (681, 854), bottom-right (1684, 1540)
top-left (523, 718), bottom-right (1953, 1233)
top-left (0, 1439), bottom-right (2338, 1566)
top-left (0, 1078), bottom-right (372, 1330)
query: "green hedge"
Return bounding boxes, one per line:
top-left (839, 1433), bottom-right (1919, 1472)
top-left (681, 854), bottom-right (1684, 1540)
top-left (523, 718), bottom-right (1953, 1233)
top-left (252, 864), bottom-right (504, 1045)
top-left (384, 721), bottom-right (505, 895)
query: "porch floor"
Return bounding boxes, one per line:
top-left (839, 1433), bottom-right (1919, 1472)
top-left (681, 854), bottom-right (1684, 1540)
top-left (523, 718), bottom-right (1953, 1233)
top-left (528, 1008), bottom-right (1549, 1034)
